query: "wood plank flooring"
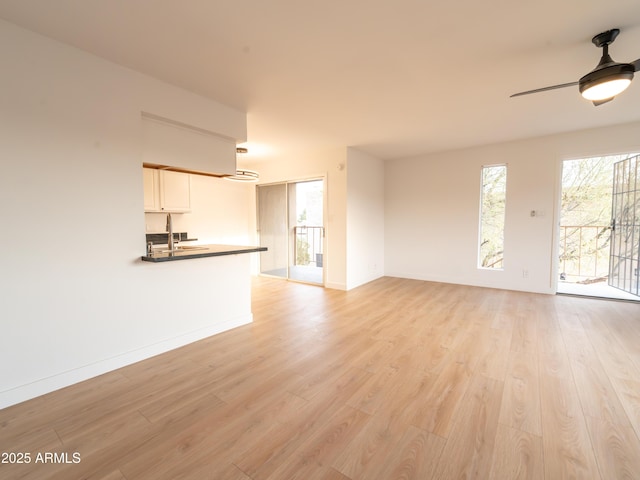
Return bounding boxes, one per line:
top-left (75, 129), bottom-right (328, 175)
top-left (1, 276), bottom-right (640, 479)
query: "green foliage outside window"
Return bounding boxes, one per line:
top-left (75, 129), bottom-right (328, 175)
top-left (479, 165), bottom-right (507, 269)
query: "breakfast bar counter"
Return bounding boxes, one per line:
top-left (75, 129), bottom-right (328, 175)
top-left (141, 244), bottom-right (267, 263)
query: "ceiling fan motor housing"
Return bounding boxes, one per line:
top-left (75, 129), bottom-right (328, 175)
top-left (591, 29), bottom-right (619, 48)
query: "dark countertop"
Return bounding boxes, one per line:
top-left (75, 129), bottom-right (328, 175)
top-left (141, 244), bottom-right (267, 263)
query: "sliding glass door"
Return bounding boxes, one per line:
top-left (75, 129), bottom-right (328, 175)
top-left (257, 179), bottom-right (324, 285)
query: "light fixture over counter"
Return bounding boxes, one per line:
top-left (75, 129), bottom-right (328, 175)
top-left (225, 147), bottom-right (259, 182)
top-left (226, 169), bottom-right (260, 182)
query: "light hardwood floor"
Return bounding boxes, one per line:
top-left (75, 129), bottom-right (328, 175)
top-left (1, 276), bottom-right (640, 479)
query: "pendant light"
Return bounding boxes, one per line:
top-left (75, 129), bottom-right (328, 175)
top-left (226, 147), bottom-right (259, 182)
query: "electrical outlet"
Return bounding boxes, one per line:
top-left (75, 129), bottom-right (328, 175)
top-left (523, 269), bottom-right (529, 278)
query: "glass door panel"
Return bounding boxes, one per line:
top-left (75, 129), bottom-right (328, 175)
top-left (289, 180), bottom-right (324, 285)
top-left (257, 183), bottom-right (288, 278)
top-left (609, 155), bottom-right (640, 296)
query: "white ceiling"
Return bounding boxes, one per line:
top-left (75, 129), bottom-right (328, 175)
top-left (1, 0), bottom-right (640, 162)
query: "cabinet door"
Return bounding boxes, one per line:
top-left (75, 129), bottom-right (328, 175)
top-left (160, 170), bottom-right (191, 212)
top-left (143, 168), bottom-right (160, 212)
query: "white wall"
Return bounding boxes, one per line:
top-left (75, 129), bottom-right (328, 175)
top-left (244, 147), bottom-right (349, 290)
top-left (0, 20), bottom-right (249, 408)
top-left (346, 147), bottom-right (385, 289)
top-left (385, 121), bottom-right (640, 294)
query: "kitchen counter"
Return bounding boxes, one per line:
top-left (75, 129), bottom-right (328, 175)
top-left (141, 244), bottom-right (267, 263)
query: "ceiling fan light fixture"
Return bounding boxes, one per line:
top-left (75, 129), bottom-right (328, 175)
top-left (581, 78), bottom-right (631, 101)
top-left (579, 64), bottom-right (634, 101)
top-left (511, 28), bottom-right (640, 105)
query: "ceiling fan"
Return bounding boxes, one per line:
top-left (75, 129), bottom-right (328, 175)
top-left (511, 28), bottom-right (640, 106)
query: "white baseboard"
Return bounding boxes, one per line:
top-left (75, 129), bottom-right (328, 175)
top-left (385, 271), bottom-right (554, 295)
top-left (325, 281), bottom-right (347, 291)
top-left (0, 314), bottom-right (252, 410)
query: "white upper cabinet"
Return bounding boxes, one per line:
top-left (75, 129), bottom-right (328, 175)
top-left (143, 168), bottom-right (191, 213)
top-left (159, 170), bottom-right (191, 212)
top-left (143, 167), bottom-right (160, 211)
top-left (141, 114), bottom-right (236, 176)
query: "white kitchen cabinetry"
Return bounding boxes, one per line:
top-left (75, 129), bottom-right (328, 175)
top-left (143, 168), bottom-right (191, 213)
top-left (160, 170), bottom-right (191, 212)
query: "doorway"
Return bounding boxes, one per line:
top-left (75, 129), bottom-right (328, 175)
top-left (257, 179), bottom-right (324, 286)
top-left (557, 153), bottom-right (639, 300)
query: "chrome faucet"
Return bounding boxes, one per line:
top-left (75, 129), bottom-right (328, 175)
top-left (166, 212), bottom-right (175, 251)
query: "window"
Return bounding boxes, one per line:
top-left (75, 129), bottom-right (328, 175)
top-left (479, 165), bottom-right (507, 269)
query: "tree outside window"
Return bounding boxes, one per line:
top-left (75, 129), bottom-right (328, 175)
top-left (479, 165), bottom-right (507, 269)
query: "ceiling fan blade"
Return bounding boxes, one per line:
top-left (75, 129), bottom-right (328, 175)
top-left (592, 97), bottom-right (614, 106)
top-left (632, 58), bottom-right (640, 71)
top-left (510, 81), bottom-right (579, 98)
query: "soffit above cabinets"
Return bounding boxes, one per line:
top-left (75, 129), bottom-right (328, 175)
top-left (141, 113), bottom-right (236, 177)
